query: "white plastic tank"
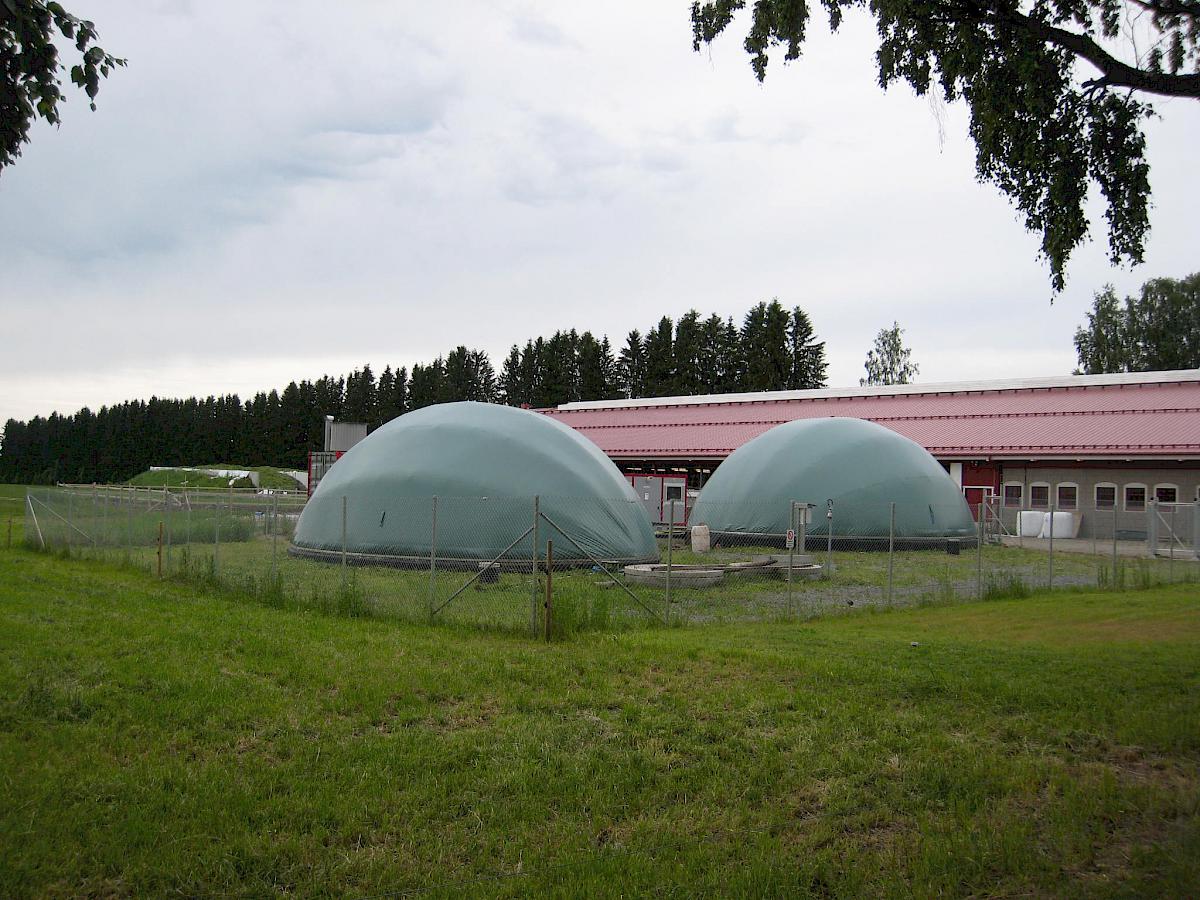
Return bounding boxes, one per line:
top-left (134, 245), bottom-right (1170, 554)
top-left (1018, 510), bottom-right (1044, 537)
top-left (1039, 511), bottom-right (1079, 538)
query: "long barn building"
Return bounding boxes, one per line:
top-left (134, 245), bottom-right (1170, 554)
top-left (540, 370), bottom-right (1200, 538)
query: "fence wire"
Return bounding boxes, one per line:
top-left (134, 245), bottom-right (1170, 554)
top-left (23, 487), bottom-right (1200, 636)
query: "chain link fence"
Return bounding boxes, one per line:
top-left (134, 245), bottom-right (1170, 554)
top-left (23, 487), bottom-right (1200, 637)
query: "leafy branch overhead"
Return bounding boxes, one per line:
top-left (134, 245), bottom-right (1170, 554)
top-left (692, 0), bottom-right (1198, 291)
top-left (0, 0), bottom-right (126, 173)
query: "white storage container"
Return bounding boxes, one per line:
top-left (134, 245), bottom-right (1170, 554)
top-left (1018, 510), bottom-right (1044, 537)
top-left (1039, 511), bottom-right (1079, 539)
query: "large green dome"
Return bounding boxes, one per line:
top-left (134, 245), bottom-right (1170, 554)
top-left (291, 402), bottom-right (657, 566)
top-left (692, 417), bottom-right (976, 539)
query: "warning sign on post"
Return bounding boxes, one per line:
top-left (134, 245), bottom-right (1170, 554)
top-left (785, 529), bottom-right (796, 549)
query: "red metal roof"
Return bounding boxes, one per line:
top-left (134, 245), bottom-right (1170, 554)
top-left (541, 375), bottom-right (1200, 461)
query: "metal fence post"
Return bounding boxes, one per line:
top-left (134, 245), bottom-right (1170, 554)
top-left (1146, 499), bottom-right (1158, 558)
top-left (271, 492), bottom-right (279, 579)
top-left (341, 495), bottom-right (348, 587)
top-left (887, 502), bottom-right (895, 607)
top-left (214, 494), bottom-right (221, 577)
top-left (787, 502), bottom-right (796, 618)
top-left (544, 539), bottom-right (554, 642)
top-left (825, 499), bottom-right (834, 581)
top-left (1193, 501), bottom-right (1200, 563)
top-left (1112, 505), bottom-right (1119, 586)
top-left (976, 500), bottom-right (984, 600)
top-left (428, 496), bottom-right (438, 622)
top-left (67, 490), bottom-right (73, 549)
top-left (164, 486), bottom-right (172, 572)
top-left (1047, 502), bottom-right (1056, 589)
top-left (666, 500), bottom-right (675, 624)
top-left (1169, 502), bottom-right (1176, 582)
top-left (531, 496), bottom-right (540, 637)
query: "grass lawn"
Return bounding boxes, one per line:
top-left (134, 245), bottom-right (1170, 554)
top-left (0, 546), bottom-right (1197, 897)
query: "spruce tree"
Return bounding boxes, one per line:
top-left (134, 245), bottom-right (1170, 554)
top-left (618, 330), bottom-right (647, 399)
top-left (643, 317), bottom-right (675, 397)
top-left (741, 300), bottom-right (791, 391)
top-left (499, 346), bottom-right (524, 405)
top-left (673, 310), bottom-right (704, 395)
top-left (788, 307), bottom-right (828, 389)
top-left (577, 332), bottom-right (609, 401)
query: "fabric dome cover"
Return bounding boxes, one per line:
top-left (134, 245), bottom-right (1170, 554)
top-left (691, 417), bottom-right (976, 539)
top-left (291, 402), bottom-right (657, 565)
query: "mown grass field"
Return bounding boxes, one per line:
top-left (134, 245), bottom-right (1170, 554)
top-left (1, 542), bottom-right (1197, 897)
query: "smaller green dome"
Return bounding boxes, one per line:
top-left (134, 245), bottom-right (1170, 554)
top-left (692, 417), bottom-right (976, 539)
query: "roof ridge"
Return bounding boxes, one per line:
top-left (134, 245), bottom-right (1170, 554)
top-left (551, 370), bottom-right (1200, 412)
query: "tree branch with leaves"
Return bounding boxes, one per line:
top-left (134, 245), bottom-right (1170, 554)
top-left (692, 0), bottom-right (1198, 292)
top-left (1, 0), bottom-right (125, 173)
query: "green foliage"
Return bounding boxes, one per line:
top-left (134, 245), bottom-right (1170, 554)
top-left (0, 0), bottom-right (126, 173)
top-left (1074, 272), bottom-right (1200, 373)
top-left (691, 0), bottom-right (1199, 291)
top-left (861, 320), bottom-right (919, 385)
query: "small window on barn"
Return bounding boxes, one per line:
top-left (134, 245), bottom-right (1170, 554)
top-left (1030, 483), bottom-right (1050, 509)
top-left (1154, 484), bottom-right (1178, 504)
top-left (1056, 483), bottom-right (1078, 510)
top-left (1095, 483), bottom-right (1116, 510)
top-left (665, 484), bottom-right (684, 502)
top-left (1124, 484), bottom-right (1146, 511)
top-left (1003, 483), bottom-right (1023, 507)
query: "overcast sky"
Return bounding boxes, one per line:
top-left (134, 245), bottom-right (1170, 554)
top-left (2, 0), bottom-right (1196, 424)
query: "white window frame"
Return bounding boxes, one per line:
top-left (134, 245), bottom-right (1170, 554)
top-left (1002, 481), bottom-right (1024, 507)
top-left (1055, 482), bottom-right (1079, 511)
top-left (1124, 483), bottom-right (1147, 511)
top-left (1094, 482), bottom-right (1117, 510)
top-left (1029, 481), bottom-right (1050, 509)
top-left (1153, 483), bottom-right (1179, 504)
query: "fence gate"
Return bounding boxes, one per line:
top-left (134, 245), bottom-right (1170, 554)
top-left (1147, 501), bottom-right (1198, 560)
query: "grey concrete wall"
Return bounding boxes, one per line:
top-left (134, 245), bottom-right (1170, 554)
top-left (994, 465), bottom-right (1200, 540)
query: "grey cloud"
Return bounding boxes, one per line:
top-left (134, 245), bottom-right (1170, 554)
top-left (509, 14), bottom-right (577, 49)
